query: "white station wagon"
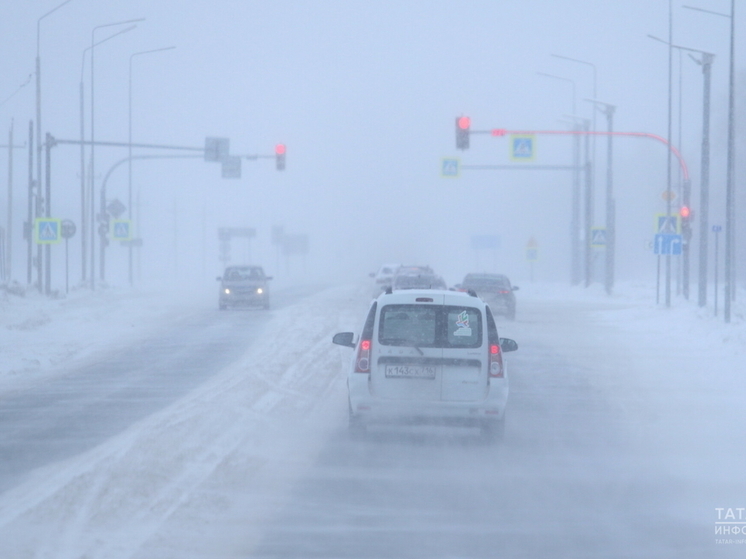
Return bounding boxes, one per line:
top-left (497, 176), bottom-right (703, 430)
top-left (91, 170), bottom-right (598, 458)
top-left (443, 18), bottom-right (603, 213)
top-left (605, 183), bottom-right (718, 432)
top-left (333, 288), bottom-right (518, 441)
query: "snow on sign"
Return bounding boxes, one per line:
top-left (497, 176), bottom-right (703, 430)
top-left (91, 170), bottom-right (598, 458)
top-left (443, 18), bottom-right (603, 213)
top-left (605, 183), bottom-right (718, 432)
top-left (34, 218), bottom-right (61, 244)
top-left (112, 220), bottom-right (132, 241)
top-left (441, 157), bottom-right (460, 178)
top-left (511, 135), bottom-right (535, 161)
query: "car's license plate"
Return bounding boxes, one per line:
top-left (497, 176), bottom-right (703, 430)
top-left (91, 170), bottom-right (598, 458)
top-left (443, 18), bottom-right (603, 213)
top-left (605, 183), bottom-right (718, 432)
top-left (384, 365), bottom-right (437, 379)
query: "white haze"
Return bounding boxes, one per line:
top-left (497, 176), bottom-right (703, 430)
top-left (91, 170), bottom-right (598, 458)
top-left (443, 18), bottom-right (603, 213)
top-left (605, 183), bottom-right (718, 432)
top-left (0, 1), bottom-right (743, 288)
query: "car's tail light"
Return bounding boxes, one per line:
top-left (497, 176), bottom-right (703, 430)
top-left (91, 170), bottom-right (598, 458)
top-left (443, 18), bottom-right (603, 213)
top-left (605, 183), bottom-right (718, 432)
top-left (355, 339), bottom-right (371, 373)
top-left (499, 290), bottom-right (510, 294)
top-left (489, 343), bottom-right (504, 378)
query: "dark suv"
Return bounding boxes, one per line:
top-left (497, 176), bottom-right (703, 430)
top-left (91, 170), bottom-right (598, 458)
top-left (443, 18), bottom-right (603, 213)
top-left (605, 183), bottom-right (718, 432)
top-left (457, 273), bottom-right (518, 320)
top-left (217, 265), bottom-right (272, 310)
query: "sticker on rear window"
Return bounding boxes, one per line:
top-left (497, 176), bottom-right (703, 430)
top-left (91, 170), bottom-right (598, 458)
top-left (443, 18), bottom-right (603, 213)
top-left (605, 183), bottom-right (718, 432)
top-left (454, 311), bottom-right (472, 336)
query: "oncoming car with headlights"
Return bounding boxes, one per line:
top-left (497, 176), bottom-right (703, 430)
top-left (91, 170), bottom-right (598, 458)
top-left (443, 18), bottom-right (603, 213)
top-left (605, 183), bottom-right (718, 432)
top-left (217, 265), bottom-right (272, 310)
top-left (333, 288), bottom-right (518, 441)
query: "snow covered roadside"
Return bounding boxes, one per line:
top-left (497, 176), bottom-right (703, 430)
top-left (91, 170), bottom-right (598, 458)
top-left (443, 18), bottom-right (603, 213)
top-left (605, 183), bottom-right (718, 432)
top-left (1, 279), bottom-right (744, 558)
top-left (0, 282), bottom-right (369, 559)
top-left (0, 284), bottom-right (216, 396)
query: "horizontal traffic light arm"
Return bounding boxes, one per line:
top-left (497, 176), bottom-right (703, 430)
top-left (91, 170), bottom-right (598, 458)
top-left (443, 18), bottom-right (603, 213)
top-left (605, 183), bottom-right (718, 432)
top-left (469, 128), bottom-right (689, 180)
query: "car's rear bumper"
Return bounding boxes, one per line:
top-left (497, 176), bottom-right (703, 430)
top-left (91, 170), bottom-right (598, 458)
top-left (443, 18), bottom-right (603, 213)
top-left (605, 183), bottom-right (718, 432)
top-left (348, 375), bottom-right (508, 423)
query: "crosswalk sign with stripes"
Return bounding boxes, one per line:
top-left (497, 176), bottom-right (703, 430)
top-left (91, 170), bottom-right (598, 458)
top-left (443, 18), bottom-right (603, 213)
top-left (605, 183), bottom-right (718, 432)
top-left (655, 214), bottom-right (681, 234)
top-left (34, 218), bottom-right (61, 244)
top-left (112, 220), bottom-right (132, 241)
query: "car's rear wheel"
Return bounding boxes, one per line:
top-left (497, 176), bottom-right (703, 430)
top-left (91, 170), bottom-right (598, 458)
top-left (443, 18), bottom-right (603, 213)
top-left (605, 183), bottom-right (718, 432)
top-left (348, 405), bottom-right (367, 439)
top-left (480, 416), bottom-right (505, 444)
top-left (219, 302), bottom-right (227, 310)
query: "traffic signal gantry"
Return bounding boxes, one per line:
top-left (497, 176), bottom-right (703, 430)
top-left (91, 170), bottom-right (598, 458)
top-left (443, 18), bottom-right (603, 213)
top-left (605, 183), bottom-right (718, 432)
top-left (32, 134), bottom-right (286, 295)
top-left (452, 116), bottom-right (693, 302)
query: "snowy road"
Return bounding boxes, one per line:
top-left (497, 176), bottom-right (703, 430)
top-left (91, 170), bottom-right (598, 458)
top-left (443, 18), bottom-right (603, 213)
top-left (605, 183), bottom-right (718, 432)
top-left (0, 282), bottom-right (744, 558)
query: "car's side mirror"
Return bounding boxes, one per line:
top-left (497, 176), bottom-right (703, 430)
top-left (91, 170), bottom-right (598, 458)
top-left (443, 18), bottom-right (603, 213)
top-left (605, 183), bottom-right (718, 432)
top-left (512, 286), bottom-right (520, 291)
top-left (266, 276), bottom-right (273, 281)
top-left (216, 276), bottom-right (222, 281)
top-left (369, 272), bottom-right (375, 278)
top-left (499, 337), bottom-right (518, 352)
top-left (332, 332), bottom-right (356, 348)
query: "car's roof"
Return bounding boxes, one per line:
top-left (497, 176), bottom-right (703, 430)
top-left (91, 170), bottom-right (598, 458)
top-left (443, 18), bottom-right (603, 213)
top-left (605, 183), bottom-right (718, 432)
top-left (377, 288), bottom-right (485, 307)
top-left (463, 273), bottom-right (509, 282)
top-left (226, 264), bottom-right (263, 270)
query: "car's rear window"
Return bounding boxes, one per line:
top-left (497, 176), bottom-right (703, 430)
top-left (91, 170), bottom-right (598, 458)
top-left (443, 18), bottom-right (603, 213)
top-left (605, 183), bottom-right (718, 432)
top-left (463, 277), bottom-right (509, 290)
top-left (378, 305), bottom-right (482, 348)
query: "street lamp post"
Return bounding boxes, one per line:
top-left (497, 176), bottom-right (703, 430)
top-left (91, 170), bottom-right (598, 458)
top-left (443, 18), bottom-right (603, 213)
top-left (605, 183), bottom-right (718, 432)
top-left (90, 18), bottom-right (144, 289)
top-left (538, 72), bottom-right (581, 285)
top-left (586, 99), bottom-right (616, 295)
top-left (128, 46), bottom-right (175, 285)
top-left (35, 0), bottom-right (72, 293)
top-left (648, 35), bottom-right (715, 305)
top-left (80, 25), bottom-right (137, 285)
top-left (684, 2), bottom-right (736, 322)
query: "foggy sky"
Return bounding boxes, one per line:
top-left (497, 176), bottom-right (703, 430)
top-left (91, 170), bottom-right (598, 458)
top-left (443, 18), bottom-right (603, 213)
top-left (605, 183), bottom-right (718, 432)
top-left (1, 1), bottom-right (743, 289)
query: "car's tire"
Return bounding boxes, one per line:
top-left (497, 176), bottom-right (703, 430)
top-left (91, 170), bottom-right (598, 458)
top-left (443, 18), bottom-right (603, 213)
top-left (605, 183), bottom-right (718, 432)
top-left (219, 302), bottom-right (227, 310)
top-left (262, 299), bottom-right (270, 310)
top-left (348, 410), bottom-right (367, 440)
top-left (480, 416), bottom-right (505, 444)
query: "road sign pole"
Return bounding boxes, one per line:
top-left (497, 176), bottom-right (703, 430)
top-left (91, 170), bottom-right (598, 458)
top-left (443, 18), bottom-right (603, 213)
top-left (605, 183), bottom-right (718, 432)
top-left (656, 254), bottom-right (661, 304)
top-left (715, 230), bottom-right (716, 316)
top-left (44, 133), bottom-right (51, 295)
top-left (682, 179), bottom-right (692, 299)
top-left (571, 125), bottom-right (581, 285)
top-left (65, 237), bottom-right (69, 294)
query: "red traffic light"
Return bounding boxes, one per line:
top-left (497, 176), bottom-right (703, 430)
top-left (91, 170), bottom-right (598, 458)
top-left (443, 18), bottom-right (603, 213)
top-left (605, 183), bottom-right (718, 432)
top-left (275, 143), bottom-right (286, 155)
top-left (457, 116), bottom-right (471, 130)
top-left (680, 206), bottom-right (691, 219)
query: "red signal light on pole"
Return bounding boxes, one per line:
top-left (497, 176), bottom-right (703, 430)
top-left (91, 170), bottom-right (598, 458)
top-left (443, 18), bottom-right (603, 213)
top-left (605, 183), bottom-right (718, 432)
top-left (275, 143), bottom-right (286, 170)
top-left (680, 206), bottom-right (690, 219)
top-left (455, 116), bottom-right (470, 150)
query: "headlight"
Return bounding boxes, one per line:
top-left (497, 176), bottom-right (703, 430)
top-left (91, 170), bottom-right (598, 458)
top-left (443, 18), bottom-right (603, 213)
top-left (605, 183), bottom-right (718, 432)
top-left (256, 288), bottom-right (263, 294)
top-left (224, 288), bottom-right (231, 294)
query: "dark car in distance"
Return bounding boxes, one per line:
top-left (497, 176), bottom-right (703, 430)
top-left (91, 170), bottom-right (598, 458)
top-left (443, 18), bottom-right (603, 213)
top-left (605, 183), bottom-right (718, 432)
top-left (217, 265), bottom-right (272, 310)
top-left (456, 273), bottom-right (518, 320)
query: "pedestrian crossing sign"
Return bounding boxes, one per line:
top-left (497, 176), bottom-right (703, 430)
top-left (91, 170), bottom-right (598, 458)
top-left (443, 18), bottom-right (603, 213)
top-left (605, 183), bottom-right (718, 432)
top-left (511, 135), bottom-right (535, 161)
top-left (441, 157), bottom-right (460, 178)
top-left (655, 214), bottom-right (681, 234)
top-left (34, 218), bottom-right (61, 244)
top-left (112, 220), bottom-right (132, 241)
top-left (590, 227), bottom-right (607, 247)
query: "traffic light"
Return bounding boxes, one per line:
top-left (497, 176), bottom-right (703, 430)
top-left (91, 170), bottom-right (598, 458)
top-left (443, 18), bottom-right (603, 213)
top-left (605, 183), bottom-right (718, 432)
top-left (275, 143), bottom-right (286, 170)
top-left (680, 205), bottom-right (694, 240)
top-left (456, 116), bottom-right (470, 150)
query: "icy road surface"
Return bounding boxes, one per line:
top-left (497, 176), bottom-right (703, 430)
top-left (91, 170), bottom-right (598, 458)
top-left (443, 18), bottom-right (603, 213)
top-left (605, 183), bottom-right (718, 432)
top-left (0, 282), bottom-right (744, 558)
